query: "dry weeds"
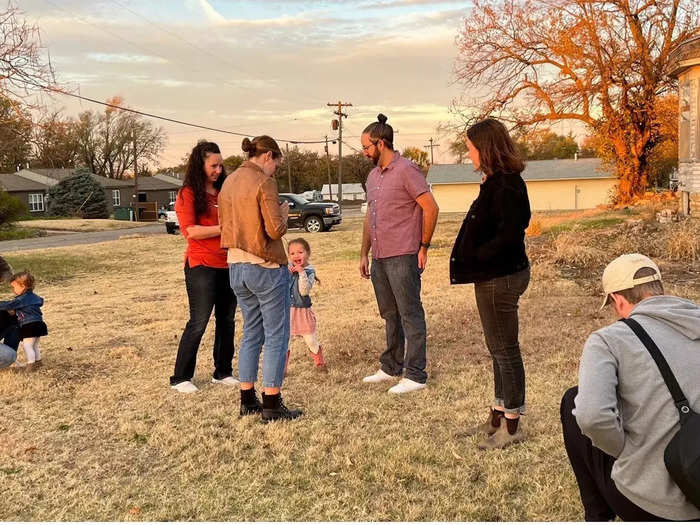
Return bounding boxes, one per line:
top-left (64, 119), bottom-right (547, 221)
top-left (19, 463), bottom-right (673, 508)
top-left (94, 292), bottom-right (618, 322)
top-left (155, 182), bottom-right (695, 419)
top-left (16, 219), bottom-right (152, 232)
top-left (0, 212), bottom-right (698, 521)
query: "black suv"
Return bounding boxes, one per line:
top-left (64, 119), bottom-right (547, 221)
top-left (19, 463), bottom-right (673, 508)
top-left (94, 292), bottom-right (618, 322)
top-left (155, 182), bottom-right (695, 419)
top-left (279, 193), bottom-right (341, 232)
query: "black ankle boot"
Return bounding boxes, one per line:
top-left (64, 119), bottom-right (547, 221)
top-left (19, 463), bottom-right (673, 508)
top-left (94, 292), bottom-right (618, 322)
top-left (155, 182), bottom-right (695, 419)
top-left (261, 393), bottom-right (302, 423)
top-left (240, 388), bottom-right (263, 416)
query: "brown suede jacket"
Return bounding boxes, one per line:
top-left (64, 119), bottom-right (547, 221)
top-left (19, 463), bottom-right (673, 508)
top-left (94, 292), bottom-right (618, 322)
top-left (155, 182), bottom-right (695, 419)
top-left (218, 161), bottom-right (288, 265)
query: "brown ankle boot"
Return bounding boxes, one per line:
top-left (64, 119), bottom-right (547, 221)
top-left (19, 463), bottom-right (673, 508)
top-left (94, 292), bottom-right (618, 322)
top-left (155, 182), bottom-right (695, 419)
top-left (478, 417), bottom-right (525, 450)
top-left (460, 409), bottom-right (503, 437)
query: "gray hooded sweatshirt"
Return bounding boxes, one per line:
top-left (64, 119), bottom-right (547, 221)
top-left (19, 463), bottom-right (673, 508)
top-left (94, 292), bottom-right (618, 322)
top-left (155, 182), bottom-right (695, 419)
top-left (574, 295), bottom-right (700, 521)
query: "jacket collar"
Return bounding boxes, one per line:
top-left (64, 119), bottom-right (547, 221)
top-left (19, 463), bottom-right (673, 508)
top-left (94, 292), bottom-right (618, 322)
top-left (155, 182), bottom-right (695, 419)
top-left (241, 160), bottom-right (265, 175)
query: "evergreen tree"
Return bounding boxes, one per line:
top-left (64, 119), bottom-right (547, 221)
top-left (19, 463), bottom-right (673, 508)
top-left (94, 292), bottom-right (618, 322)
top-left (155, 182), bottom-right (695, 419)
top-left (47, 167), bottom-right (109, 218)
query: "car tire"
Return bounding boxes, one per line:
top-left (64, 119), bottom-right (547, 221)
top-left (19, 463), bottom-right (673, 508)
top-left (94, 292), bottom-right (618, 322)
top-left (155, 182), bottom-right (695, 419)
top-left (304, 215), bottom-right (324, 233)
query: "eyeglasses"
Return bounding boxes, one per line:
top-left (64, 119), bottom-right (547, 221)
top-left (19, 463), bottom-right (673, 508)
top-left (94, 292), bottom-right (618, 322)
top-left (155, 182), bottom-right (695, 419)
top-left (361, 140), bottom-right (379, 152)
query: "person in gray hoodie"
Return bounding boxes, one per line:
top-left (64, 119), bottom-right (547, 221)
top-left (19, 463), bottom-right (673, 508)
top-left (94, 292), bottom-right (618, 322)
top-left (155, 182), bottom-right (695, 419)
top-left (560, 253), bottom-right (700, 521)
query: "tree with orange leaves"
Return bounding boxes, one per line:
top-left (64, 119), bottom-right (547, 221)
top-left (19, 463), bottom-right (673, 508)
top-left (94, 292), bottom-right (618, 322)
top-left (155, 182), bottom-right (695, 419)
top-left (453, 0), bottom-right (698, 203)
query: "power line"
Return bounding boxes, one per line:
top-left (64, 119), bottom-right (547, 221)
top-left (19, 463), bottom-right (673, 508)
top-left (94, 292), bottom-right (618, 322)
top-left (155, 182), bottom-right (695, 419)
top-left (103, 0), bottom-right (320, 107)
top-left (14, 77), bottom-right (337, 145)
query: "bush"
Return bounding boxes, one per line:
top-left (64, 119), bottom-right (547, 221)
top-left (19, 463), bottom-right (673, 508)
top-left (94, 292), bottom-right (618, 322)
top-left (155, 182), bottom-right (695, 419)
top-left (665, 220), bottom-right (700, 262)
top-left (0, 190), bottom-right (28, 227)
top-left (47, 167), bottom-right (109, 219)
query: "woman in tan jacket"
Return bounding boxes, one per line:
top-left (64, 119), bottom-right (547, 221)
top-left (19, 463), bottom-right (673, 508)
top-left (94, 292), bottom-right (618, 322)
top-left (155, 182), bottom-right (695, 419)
top-left (218, 135), bottom-right (302, 423)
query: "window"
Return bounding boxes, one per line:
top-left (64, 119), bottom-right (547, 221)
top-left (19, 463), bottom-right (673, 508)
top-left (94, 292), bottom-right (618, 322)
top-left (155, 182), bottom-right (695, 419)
top-left (112, 189), bottom-right (121, 206)
top-left (169, 190), bottom-right (177, 203)
top-left (28, 193), bottom-right (44, 212)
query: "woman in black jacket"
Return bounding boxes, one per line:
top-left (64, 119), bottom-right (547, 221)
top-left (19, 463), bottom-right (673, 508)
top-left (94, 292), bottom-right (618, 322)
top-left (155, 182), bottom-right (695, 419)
top-left (450, 118), bottom-right (531, 449)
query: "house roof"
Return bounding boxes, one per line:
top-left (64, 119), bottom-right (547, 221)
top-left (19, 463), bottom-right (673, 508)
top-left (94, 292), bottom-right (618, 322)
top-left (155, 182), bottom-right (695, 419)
top-left (153, 173), bottom-right (183, 186)
top-left (0, 173), bottom-right (50, 192)
top-left (133, 176), bottom-right (181, 191)
top-left (427, 158), bottom-right (615, 185)
top-left (321, 183), bottom-right (366, 194)
top-left (17, 168), bottom-right (133, 188)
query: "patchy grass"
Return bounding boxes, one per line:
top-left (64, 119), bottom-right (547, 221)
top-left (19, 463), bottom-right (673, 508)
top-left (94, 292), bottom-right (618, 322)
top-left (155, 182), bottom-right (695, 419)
top-left (0, 227), bottom-right (43, 241)
top-left (0, 208), bottom-right (698, 521)
top-left (16, 219), bottom-right (152, 232)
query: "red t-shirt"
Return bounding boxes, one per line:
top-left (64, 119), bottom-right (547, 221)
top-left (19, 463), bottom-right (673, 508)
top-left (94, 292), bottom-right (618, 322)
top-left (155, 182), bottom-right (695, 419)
top-left (175, 186), bottom-right (227, 268)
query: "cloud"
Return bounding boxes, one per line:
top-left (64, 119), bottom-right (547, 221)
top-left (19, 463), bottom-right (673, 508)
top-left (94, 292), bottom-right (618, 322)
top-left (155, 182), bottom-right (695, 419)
top-left (87, 53), bottom-right (169, 64)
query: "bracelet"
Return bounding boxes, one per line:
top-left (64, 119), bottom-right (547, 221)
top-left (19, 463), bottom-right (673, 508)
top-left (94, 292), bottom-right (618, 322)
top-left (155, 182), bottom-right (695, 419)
top-left (420, 242), bottom-right (431, 249)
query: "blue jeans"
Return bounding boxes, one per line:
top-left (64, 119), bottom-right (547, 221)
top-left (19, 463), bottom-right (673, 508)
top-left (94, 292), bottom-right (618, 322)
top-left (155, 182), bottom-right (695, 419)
top-left (229, 263), bottom-right (290, 388)
top-left (370, 253), bottom-right (427, 384)
top-left (0, 343), bottom-right (16, 368)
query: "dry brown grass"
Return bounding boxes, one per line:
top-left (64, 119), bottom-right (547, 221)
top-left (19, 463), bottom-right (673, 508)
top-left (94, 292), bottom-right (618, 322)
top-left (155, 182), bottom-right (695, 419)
top-left (1, 212), bottom-right (698, 520)
top-left (665, 219), bottom-right (700, 262)
top-left (16, 219), bottom-right (152, 232)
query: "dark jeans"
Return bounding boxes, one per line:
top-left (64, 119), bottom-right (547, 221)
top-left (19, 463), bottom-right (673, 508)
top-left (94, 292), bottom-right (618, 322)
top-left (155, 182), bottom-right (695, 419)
top-left (170, 262), bottom-right (236, 385)
top-left (560, 387), bottom-right (667, 521)
top-left (370, 253), bottom-right (427, 384)
top-left (474, 266), bottom-right (529, 413)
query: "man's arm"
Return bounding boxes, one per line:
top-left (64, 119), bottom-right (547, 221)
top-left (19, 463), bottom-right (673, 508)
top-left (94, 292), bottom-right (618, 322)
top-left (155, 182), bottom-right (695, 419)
top-left (574, 332), bottom-right (625, 457)
top-left (359, 209), bottom-right (371, 279)
top-left (416, 191), bottom-right (439, 270)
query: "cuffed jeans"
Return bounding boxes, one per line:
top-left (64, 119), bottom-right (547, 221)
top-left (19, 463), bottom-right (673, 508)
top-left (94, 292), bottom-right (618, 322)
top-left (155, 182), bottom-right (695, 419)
top-left (170, 261), bottom-right (236, 385)
top-left (560, 387), bottom-right (666, 521)
top-left (370, 253), bottom-right (427, 384)
top-left (474, 266), bottom-right (529, 414)
top-left (229, 263), bottom-right (290, 388)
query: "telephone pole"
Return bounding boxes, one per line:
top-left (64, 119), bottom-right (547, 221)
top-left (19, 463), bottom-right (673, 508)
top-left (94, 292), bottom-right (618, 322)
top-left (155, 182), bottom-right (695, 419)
top-left (325, 135), bottom-right (333, 201)
top-left (286, 143), bottom-right (292, 193)
top-left (423, 137), bottom-right (440, 165)
top-left (327, 100), bottom-right (352, 210)
top-left (132, 128), bottom-right (139, 221)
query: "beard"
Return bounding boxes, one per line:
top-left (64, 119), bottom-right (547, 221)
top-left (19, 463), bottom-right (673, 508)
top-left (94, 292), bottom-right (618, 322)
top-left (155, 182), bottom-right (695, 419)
top-left (370, 150), bottom-right (380, 166)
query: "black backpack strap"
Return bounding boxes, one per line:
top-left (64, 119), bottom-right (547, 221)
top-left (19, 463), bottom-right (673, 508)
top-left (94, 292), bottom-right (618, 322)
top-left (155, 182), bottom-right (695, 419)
top-left (621, 317), bottom-right (693, 424)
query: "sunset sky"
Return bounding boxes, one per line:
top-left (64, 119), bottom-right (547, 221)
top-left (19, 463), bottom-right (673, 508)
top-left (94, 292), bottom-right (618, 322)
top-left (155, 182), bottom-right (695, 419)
top-left (20, 0), bottom-right (475, 167)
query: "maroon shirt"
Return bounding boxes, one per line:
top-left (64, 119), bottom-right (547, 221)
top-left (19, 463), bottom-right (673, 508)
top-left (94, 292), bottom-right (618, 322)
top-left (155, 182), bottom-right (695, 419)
top-left (366, 152), bottom-right (430, 259)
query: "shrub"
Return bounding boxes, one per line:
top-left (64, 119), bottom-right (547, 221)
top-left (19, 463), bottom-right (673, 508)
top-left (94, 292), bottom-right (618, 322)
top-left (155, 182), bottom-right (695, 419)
top-left (665, 220), bottom-right (700, 262)
top-left (47, 167), bottom-right (109, 219)
top-left (0, 190), bottom-right (28, 227)
top-left (553, 231), bottom-right (607, 267)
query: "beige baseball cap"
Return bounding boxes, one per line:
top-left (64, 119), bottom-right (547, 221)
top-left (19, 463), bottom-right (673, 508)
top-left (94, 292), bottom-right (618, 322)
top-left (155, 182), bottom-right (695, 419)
top-left (600, 253), bottom-right (661, 309)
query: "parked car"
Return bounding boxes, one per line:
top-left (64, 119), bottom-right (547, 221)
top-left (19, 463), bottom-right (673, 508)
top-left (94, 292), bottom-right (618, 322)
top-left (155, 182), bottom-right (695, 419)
top-left (159, 201), bottom-right (175, 220)
top-left (279, 193), bottom-right (341, 232)
top-left (164, 202), bottom-right (179, 234)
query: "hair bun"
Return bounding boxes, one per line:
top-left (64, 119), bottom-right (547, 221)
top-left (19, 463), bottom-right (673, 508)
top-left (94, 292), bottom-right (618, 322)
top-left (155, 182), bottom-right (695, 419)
top-left (377, 114), bottom-right (388, 125)
top-left (241, 137), bottom-right (253, 153)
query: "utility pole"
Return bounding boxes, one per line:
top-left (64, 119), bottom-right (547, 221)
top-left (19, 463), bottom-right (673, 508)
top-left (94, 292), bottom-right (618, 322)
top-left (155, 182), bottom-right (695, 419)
top-left (423, 137), bottom-right (440, 165)
top-left (286, 143), bottom-right (292, 193)
top-left (324, 135), bottom-right (333, 201)
top-left (327, 100), bottom-right (352, 211)
top-left (132, 128), bottom-right (139, 221)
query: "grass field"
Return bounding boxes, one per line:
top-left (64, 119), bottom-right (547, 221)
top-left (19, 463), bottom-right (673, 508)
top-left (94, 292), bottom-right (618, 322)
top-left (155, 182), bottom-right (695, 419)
top-left (16, 219), bottom-right (153, 232)
top-left (1, 208), bottom-right (698, 521)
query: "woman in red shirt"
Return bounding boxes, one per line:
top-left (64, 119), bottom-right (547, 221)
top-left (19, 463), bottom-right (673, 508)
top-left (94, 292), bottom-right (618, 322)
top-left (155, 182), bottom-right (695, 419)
top-left (170, 141), bottom-right (237, 393)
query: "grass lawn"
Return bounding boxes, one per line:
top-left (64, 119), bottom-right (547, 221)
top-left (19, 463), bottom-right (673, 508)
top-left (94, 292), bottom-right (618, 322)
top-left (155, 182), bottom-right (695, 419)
top-left (0, 208), bottom-right (698, 521)
top-left (15, 219), bottom-right (153, 232)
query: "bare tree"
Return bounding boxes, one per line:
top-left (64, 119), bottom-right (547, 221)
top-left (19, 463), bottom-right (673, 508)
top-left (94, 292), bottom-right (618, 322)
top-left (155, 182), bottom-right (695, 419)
top-left (75, 97), bottom-right (167, 179)
top-left (32, 109), bottom-right (80, 168)
top-left (453, 0), bottom-right (699, 203)
top-left (0, 3), bottom-right (57, 103)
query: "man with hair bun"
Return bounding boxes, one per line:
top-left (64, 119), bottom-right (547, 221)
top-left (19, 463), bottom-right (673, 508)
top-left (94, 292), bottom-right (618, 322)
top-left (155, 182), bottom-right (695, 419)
top-left (359, 114), bottom-right (439, 394)
top-left (561, 253), bottom-right (700, 521)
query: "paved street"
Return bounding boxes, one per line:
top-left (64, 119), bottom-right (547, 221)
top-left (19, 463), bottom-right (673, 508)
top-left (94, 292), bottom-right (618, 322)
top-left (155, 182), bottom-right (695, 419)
top-left (0, 223), bottom-right (165, 252)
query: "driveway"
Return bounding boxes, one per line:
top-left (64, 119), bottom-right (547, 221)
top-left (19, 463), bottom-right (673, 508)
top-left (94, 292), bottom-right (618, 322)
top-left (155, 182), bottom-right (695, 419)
top-left (0, 224), bottom-right (165, 252)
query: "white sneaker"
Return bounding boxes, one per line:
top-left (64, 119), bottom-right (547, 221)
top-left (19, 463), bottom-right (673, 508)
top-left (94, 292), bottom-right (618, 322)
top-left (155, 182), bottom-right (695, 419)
top-left (388, 378), bottom-right (427, 394)
top-left (211, 376), bottom-right (240, 386)
top-left (171, 380), bottom-right (199, 393)
top-left (362, 369), bottom-right (395, 383)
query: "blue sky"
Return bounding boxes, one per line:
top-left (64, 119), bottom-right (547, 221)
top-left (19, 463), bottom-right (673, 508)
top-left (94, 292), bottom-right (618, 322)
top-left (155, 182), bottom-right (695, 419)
top-left (20, 0), bottom-right (472, 165)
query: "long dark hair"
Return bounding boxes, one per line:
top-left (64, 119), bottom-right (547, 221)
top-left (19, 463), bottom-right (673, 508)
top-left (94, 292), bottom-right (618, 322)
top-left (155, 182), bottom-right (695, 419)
top-left (241, 135), bottom-right (282, 159)
top-left (181, 140), bottom-right (225, 221)
top-left (466, 119), bottom-right (524, 177)
top-left (362, 113), bottom-right (394, 150)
